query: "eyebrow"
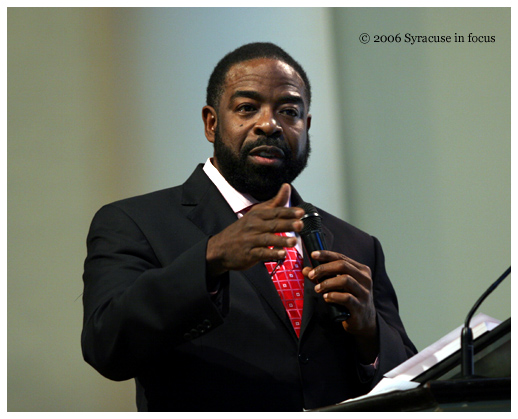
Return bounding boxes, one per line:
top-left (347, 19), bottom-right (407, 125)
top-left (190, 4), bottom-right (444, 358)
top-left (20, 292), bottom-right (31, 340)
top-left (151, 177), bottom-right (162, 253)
top-left (230, 90), bottom-right (305, 107)
top-left (230, 90), bottom-right (263, 103)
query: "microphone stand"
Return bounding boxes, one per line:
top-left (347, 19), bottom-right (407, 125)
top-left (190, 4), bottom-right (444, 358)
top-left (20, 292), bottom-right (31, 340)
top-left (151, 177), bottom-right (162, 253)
top-left (461, 266), bottom-right (511, 378)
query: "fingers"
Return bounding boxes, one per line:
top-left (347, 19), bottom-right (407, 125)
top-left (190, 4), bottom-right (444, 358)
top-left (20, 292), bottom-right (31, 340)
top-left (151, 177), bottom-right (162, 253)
top-left (243, 213), bottom-right (303, 237)
top-left (207, 183), bottom-right (304, 274)
top-left (245, 184), bottom-right (304, 233)
top-left (298, 228), bottom-right (378, 339)
top-left (252, 231), bottom-right (297, 253)
top-left (207, 230), bottom-right (296, 275)
top-left (306, 250), bottom-right (372, 288)
top-left (303, 250), bottom-right (374, 321)
top-left (314, 275), bottom-right (368, 303)
top-left (309, 250), bottom-right (368, 272)
top-left (266, 183), bottom-right (291, 209)
top-left (256, 183), bottom-right (304, 218)
top-left (249, 245), bottom-right (287, 262)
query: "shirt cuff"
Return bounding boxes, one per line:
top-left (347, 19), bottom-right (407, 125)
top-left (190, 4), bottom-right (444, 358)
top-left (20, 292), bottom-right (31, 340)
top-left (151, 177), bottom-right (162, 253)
top-left (358, 355), bottom-right (379, 383)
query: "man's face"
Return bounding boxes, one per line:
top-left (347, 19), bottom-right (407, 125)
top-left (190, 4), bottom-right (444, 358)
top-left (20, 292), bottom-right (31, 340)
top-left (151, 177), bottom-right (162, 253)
top-left (203, 58), bottom-right (312, 201)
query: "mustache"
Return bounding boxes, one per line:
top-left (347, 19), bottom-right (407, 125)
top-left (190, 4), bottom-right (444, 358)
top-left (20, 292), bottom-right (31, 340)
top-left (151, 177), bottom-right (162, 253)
top-left (240, 136), bottom-right (292, 159)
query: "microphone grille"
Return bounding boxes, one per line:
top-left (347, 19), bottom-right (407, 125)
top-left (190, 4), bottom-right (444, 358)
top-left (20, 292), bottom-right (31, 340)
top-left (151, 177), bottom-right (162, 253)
top-left (300, 202), bottom-right (322, 234)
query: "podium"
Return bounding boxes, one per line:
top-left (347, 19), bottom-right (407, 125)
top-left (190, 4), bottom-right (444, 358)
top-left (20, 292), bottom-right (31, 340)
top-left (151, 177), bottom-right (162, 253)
top-left (317, 318), bottom-right (511, 412)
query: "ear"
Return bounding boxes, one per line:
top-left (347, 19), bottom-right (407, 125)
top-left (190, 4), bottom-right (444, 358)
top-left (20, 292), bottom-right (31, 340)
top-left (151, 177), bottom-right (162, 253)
top-left (202, 105), bottom-right (218, 143)
top-left (306, 113), bottom-right (312, 131)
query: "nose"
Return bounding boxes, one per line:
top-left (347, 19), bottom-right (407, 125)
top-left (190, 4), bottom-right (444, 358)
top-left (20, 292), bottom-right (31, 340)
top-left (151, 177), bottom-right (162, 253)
top-left (253, 108), bottom-right (282, 137)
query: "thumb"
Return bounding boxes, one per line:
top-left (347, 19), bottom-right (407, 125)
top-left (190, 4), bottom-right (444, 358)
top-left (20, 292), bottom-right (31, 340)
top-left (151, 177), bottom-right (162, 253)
top-left (265, 183), bottom-right (291, 208)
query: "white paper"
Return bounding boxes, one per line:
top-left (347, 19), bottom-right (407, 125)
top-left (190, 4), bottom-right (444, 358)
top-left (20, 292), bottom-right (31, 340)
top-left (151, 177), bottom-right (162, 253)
top-left (338, 377), bottom-right (419, 404)
top-left (337, 312), bottom-right (501, 405)
top-left (385, 312), bottom-right (500, 381)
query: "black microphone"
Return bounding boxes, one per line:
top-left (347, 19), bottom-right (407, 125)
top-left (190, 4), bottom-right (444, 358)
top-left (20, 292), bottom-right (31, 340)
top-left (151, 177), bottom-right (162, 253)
top-left (299, 202), bottom-right (351, 322)
top-left (461, 266), bottom-right (510, 378)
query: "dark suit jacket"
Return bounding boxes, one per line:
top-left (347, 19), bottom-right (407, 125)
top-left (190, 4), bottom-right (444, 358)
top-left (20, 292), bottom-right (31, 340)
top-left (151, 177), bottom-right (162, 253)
top-left (81, 164), bottom-right (416, 411)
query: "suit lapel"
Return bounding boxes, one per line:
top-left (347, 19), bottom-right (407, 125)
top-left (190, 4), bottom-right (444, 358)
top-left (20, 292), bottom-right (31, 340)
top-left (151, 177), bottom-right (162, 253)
top-left (181, 165), bottom-right (238, 236)
top-left (241, 264), bottom-right (297, 338)
top-left (181, 165), bottom-right (296, 338)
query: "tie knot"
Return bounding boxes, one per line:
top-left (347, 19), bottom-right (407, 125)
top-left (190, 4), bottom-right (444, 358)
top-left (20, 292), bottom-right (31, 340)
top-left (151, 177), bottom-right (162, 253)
top-left (237, 204), bottom-right (256, 219)
top-left (238, 204), bottom-right (257, 217)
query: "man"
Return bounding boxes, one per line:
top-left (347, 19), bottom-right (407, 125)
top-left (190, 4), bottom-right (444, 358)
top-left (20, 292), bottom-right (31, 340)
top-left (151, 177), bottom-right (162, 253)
top-left (81, 42), bottom-right (416, 411)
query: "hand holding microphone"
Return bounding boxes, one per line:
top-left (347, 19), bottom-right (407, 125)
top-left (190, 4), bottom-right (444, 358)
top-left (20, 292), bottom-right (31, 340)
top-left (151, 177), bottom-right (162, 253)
top-left (299, 203), bottom-right (377, 347)
top-left (299, 203), bottom-right (351, 322)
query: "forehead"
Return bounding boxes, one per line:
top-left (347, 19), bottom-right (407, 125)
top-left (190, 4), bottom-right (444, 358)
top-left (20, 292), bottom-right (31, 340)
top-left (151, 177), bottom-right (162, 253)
top-left (222, 58), bottom-right (307, 104)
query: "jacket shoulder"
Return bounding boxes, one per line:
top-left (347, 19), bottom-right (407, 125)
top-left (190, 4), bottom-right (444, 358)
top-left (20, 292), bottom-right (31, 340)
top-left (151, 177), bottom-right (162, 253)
top-left (108, 186), bottom-right (182, 213)
top-left (318, 207), bottom-right (373, 241)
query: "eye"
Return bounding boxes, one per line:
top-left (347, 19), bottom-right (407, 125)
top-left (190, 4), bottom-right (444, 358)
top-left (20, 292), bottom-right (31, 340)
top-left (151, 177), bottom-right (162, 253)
top-left (236, 103), bottom-right (257, 114)
top-left (280, 107), bottom-right (300, 118)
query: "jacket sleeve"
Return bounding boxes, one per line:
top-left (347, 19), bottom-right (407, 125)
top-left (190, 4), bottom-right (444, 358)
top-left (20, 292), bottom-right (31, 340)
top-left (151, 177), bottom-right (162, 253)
top-left (81, 204), bottom-right (225, 381)
top-left (369, 236), bottom-right (417, 386)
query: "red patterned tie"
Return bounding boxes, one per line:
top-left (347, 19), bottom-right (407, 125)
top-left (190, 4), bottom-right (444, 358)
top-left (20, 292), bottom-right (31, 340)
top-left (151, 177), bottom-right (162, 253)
top-left (264, 233), bottom-right (305, 337)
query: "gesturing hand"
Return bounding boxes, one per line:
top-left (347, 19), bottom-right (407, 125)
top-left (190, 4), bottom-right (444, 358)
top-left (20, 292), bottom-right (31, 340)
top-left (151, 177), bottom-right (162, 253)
top-left (206, 184), bottom-right (304, 277)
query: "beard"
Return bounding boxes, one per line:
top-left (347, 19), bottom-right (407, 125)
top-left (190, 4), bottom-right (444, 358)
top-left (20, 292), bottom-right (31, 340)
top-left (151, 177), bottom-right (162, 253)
top-left (213, 129), bottom-right (311, 201)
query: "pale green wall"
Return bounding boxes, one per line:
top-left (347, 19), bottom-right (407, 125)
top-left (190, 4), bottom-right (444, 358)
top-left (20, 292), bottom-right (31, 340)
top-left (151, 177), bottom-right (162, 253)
top-left (8, 7), bottom-right (510, 412)
top-left (331, 7), bottom-right (510, 350)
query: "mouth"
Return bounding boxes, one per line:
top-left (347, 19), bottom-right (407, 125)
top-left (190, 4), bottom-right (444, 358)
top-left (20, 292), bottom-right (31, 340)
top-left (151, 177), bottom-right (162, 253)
top-left (248, 146), bottom-right (286, 166)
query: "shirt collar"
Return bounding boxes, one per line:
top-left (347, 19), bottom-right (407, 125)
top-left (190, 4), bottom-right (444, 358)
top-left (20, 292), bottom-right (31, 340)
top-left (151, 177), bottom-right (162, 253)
top-left (202, 158), bottom-right (291, 216)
